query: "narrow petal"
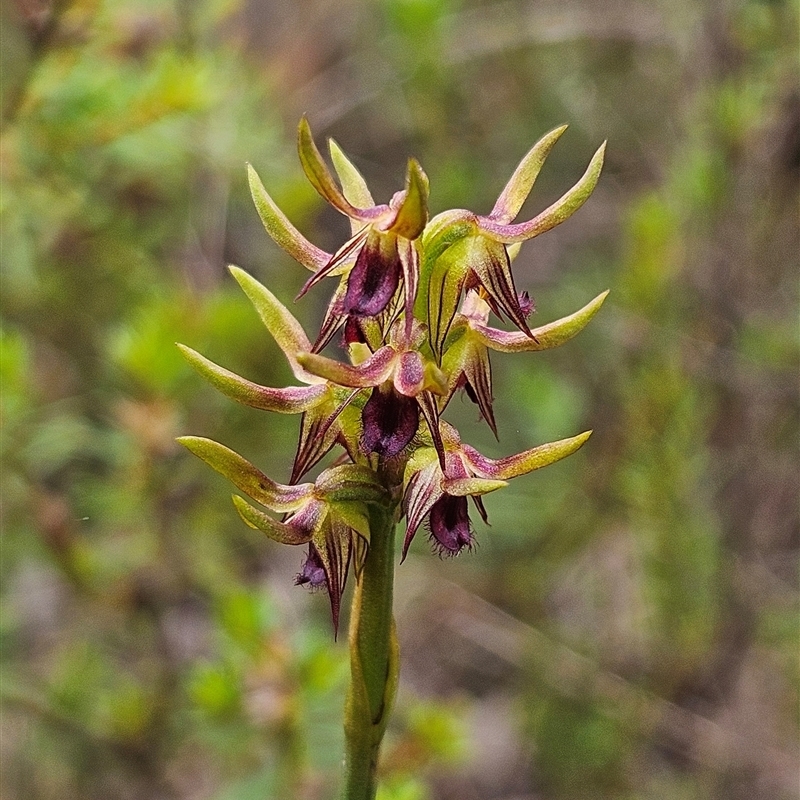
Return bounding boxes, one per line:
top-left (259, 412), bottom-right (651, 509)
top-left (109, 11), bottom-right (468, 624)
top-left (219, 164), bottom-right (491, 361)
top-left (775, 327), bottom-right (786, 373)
top-left (292, 390), bottom-right (360, 483)
top-left (402, 459), bottom-right (443, 559)
top-left (398, 239), bottom-right (419, 342)
top-left (297, 346), bottom-right (397, 388)
top-left (388, 158), bottom-right (429, 239)
top-left (178, 436), bottom-right (313, 511)
top-left (312, 276), bottom-right (349, 353)
top-left (247, 163), bottom-right (329, 271)
top-left (473, 290), bottom-right (609, 353)
top-left (328, 138), bottom-right (375, 220)
top-left (416, 391), bottom-right (446, 468)
top-left (228, 266), bottom-right (323, 385)
top-left (232, 495), bottom-right (314, 545)
top-left (472, 494), bottom-right (489, 524)
top-left (312, 524), bottom-right (352, 637)
top-left (489, 125), bottom-right (568, 223)
top-left (178, 345), bottom-right (328, 413)
top-left (297, 227), bottom-right (369, 300)
top-left (478, 142), bottom-right (606, 243)
top-left (297, 116), bottom-right (381, 222)
top-left (463, 431), bottom-right (593, 480)
top-left (469, 239), bottom-right (533, 337)
top-left (461, 342), bottom-right (497, 437)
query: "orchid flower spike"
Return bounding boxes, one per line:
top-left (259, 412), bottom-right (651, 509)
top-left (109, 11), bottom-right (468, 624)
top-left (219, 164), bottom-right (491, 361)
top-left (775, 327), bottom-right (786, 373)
top-left (179, 118), bottom-right (606, 633)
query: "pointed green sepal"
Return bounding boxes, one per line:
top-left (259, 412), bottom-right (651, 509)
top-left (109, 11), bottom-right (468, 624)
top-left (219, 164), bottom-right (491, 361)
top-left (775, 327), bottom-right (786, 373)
top-left (490, 124), bottom-right (568, 223)
top-left (297, 116), bottom-right (377, 221)
top-left (232, 494), bottom-right (315, 544)
top-left (247, 163), bottom-right (329, 272)
top-left (389, 158), bottom-right (429, 240)
top-left (329, 138), bottom-right (375, 215)
top-left (427, 244), bottom-right (469, 357)
top-left (330, 501), bottom-right (372, 544)
top-left (178, 436), bottom-right (313, 511)
top-left (178, 344), bottom-right (328, 413)
top-left (228, 265), bottom-right (324, 385)
top-left (466, 430), bottom-right (593, 480)
top-left (478, 141), bottom-right (606, 243)
top-left (473, 290), bottom-right (609, 353)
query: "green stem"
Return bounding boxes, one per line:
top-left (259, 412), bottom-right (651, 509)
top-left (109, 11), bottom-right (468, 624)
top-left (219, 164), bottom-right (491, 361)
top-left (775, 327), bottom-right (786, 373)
top-left (342, 504), bottom-right (399, 800)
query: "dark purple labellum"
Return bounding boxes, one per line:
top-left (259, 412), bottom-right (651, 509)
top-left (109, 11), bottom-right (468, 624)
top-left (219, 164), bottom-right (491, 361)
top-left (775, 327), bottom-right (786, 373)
top-left (518, 290), bottom-right (534, 318)
top-left (360, 386), bottom-right (419, 458)
top-left (343, 316), bottom-right (367, 345)
top-left (341, 235), bottom-right (402, 317)
top-left (428, 494), bottom-right (474, 556)
top-left (295, 546), bottom-right (327, 590)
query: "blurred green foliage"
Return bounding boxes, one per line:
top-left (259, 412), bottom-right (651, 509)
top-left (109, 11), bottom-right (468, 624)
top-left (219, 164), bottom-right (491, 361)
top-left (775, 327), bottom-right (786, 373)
top-left (1, 0), bottom-right (798, 799)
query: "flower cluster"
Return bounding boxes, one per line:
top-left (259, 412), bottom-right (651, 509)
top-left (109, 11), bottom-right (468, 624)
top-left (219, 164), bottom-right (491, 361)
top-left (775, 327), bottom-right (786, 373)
top-left (179, 118), bottom-right (607, 633)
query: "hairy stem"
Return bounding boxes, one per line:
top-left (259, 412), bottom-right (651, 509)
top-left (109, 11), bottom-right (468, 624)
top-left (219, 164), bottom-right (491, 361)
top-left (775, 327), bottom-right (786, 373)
top-left (342, 504), bottom-right (399, 800)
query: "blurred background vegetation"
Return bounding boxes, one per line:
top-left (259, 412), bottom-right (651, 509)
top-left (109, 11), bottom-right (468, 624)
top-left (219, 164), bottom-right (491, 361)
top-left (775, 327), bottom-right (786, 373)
top-left (1, 0), bottom-right (798, 798)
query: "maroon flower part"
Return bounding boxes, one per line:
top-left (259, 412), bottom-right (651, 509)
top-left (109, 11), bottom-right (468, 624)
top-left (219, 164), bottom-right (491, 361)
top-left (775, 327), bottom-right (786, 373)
top-left (297, 319), bottom-right (449, 464)
top-left (427, 494), bottom-right (474, 556)
top-left (440, 289), bottom-right (609, 437)
top-left (341, 230), bottom-right (403, 318)
top-left (423, 126), bottom-right (606, 355)
top-left (292, 118), bottom-right (429, 351)
top-left (361, 385), bottom-right (420, 458)
top-left (177, 435), bottom-right (384, 635)
top-left (401, 424), bottom-right (593, 559)
top-left (295, 545), bottom-right (328, 589)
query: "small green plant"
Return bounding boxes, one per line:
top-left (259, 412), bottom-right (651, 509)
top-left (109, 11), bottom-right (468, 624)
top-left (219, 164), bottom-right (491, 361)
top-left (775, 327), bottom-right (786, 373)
top-left (179, 117), bottom-right (606, 799)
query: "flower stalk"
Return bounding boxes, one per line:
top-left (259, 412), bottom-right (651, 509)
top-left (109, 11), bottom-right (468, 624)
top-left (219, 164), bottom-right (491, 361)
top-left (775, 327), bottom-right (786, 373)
top-left (342, 504), bottom-right (399, 800)
top-left (178, 117), bottom-right (606, 795)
